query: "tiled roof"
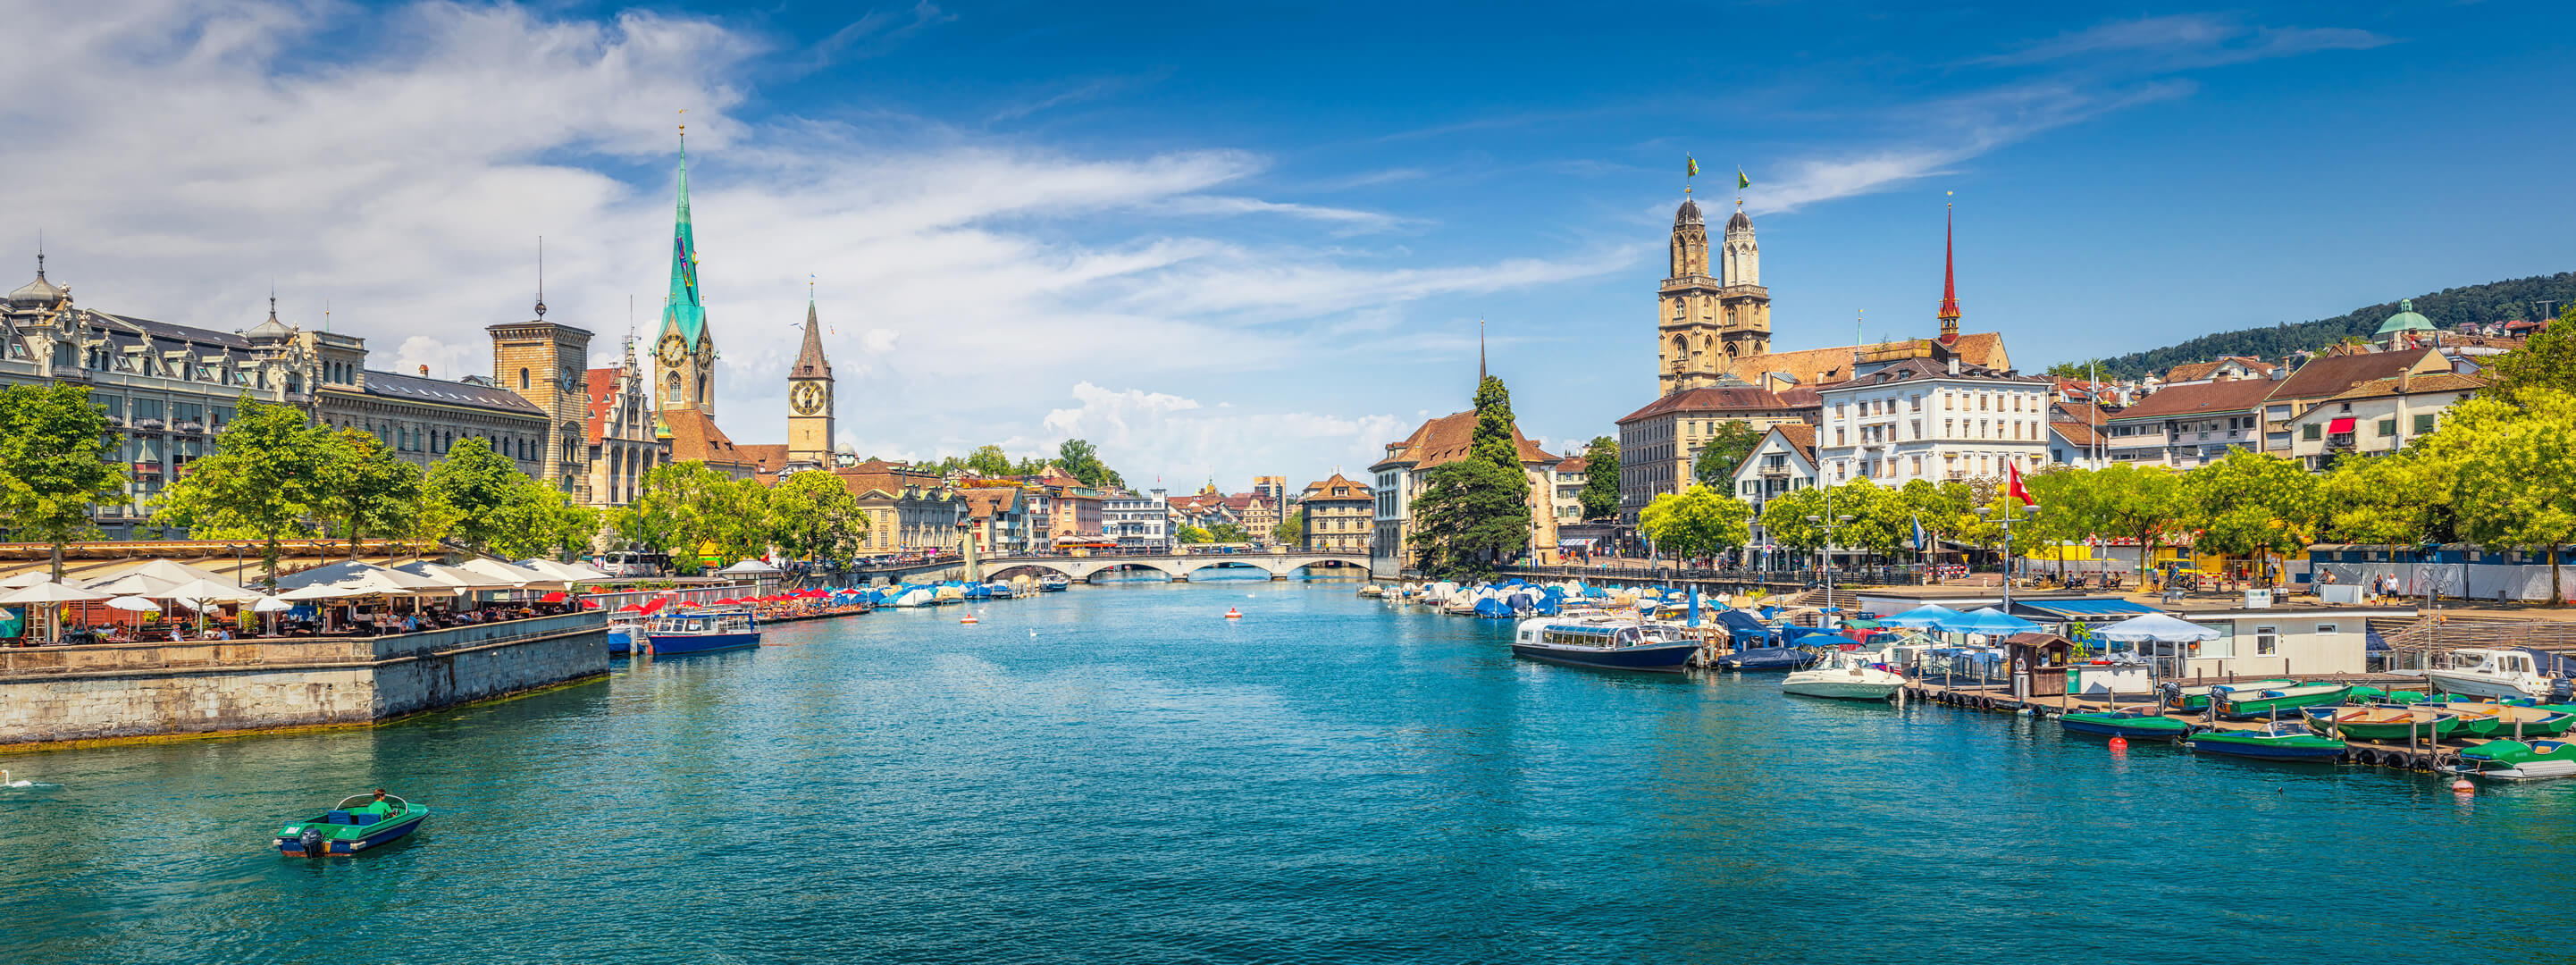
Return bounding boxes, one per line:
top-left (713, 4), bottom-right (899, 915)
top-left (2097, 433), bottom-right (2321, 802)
top-left (2321, 372), bottom-right (2486, 403)
top-left (2162, 356), bottom-right (2276, 383)
top-left (1825, 356), bottom-right (2049, 390)
top-left (734, 444), bottom-right (792, 474)
top-left (362, 368), bottom-right (545, 414)
top-left (2272, 348), bottom-right (2441, 401)
top-left (1299, 472), bottom-right (1371, 500)
top-left (1615, 385), bottom-right (1795, 424)
top-left (2109, 378), bottom-right (2278, 421)
top-left (1553, 457), bottom-right (1586, 474)
top-left (1371, 410), bottom-right (1559, 472)
top-left (1773, 423), bottom-right (1816, 461)
top-left (2051, 421), bottom-right (2104, 447)
top-left (584, 368), bottom-right (617, 445)
top-left (1721, 331), bottom-right (2009, 388)
top-left (961, 487), bottom-right (1022, 519)
top-left (661, 409), bottom-right (752, 468)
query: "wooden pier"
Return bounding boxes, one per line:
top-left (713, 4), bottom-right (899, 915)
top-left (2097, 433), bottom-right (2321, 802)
top-left (1896, 679), bottom-right (2526, 772)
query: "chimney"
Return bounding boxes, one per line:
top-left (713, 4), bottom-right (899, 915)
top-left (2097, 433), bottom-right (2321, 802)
top-left (418, 365), bottom-right (430, 376)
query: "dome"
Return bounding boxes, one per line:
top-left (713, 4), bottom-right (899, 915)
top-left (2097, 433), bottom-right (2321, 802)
top-left (6, 272), bottom-right (67, 308)
top-left (243, 297), bottom-right (294, 340)
top-left (1674, 197), bottom-right (1702, 227)
top-left (2374, 298), bottom-right (2434, 336)
top-left (1726, 207), bottom-right (1751, 231)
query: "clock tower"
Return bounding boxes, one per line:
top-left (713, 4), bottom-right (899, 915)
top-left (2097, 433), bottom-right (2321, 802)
top-left (655, 132), bottom-right (717, 417)
top-left (786, 295), bottom-right (835, 467)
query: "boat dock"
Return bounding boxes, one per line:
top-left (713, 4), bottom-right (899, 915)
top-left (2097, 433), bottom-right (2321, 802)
top-left (1897, 677), bottom-right (2546, 771)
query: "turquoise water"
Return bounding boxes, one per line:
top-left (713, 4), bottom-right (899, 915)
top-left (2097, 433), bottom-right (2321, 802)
top-left (4, 578), bottom-right (2572, 963)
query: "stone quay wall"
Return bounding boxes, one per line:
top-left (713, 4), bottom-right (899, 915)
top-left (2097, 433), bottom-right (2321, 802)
top-left (0, 612), bottom-right (608, 747)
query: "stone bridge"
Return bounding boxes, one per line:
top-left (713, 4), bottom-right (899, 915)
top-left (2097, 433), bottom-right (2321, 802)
top-left (979, 552), bottom-right (1371, 583)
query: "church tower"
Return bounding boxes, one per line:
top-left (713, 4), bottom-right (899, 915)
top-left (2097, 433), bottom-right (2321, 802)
top-left (786, 294), bottom-right (835, 467)
top-left (653, 131), bottom-right (718, 417)
top-left (1936, 204), bottom-right (1961, 345)
top-left (1657, 199), bottom-right (1772, 395)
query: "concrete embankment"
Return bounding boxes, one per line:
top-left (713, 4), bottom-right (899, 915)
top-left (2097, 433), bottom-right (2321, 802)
top-left (0, 612), bottom-right (608, 749)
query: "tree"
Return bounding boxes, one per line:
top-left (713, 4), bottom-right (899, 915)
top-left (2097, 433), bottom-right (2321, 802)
top-left (768, 470), bottom-right (868, 564)
top-left (489, 487), bottom-right (601, 561)
top-left (1690, 420), bottom-right (1765, 486)
top-left (153, 396), bottom-right (329, 584)
top-left (616, 461), bottom-right (741, 573)
top-left (1898, 478), bottom-right (1975, 563)
top-left (1578, 435), bottom-right (1620, 521)
top-left (2319, 452), bottom-right (2448, 546)
top-left (1207, 522), bottom-right (1249, 543)
top-left (1410, 375), bottom-right (1533, 579)
top-left (1758, 486), bottom-right (1829, 555)
top-left (2089, 463), bottom-right (2184, 577)
top-left (2044, 359), bottom-right (2105, 380)
top-left (2019, 466), bottom-right (2099, 580)
top-left (423, 437), bottom-right (523, 553)
top-left (2182, 449), bottom-right (2320, 587)
top-left (314, 428), bottom-right (424, 559)
top-left (963, 444), bottom-right (1014, 477)
top-left (0, 384), bottom-right (127, 581)
top-left (1176, 524), bottom-right (1212, 544)
top-left (1637, 484), bottom-right (1752, 561)
top-left (1272, 513), bottom-right (1303, 547)
top-left (1056, 439), bottom-right (1126, 491)
top-left (2444, 389), bottom-right (2576, 604)
top-left (2485, 304), bottom-right (2576, 403)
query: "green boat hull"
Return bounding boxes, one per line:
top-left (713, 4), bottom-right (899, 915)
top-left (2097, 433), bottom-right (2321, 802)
top-left (2214, 685), bottom-right (2353, 719)
top-left (2453, 710), bottom-right (2576, 738)
top-left (2185, 731), bottom-right (2348, 760)
top-left (2162, 679), bottom-right (2297, 711)
top-left (2303, 706), bottom-right (2459, 741)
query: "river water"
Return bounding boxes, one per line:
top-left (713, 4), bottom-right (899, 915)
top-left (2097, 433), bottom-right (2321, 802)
top-left (4, 577), bottom-right (2571, 963)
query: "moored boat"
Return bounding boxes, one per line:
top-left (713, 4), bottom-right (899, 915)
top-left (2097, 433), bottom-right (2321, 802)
top-left (2426, 648), bottom-right (2573, 701)
top-left (605, 612), bottom-right (644, 655)
top-left (2060, 707), bottom-right (2195, 740)
top-left (645, 608), bottom-right (760, 655)
top-left (2441, 740), bottom-right (2576, 781)
top-left (2160, 679), bottom-right (2297, 713)
top-left (2185, 721), bottom-right (2347, 761)
top-left (1510, 617), bottom-right (1698, 673)
top-left (2299, 705), bottom-right (2459, 742)
top-left (1713, 647), bottom-right (1818, 672)
top-left (2211, 683), bottom-right (2353, 719)
top-left (1779, 651), bottom-right (1905, 701)
top-left (1036, 575), bottom-right (1071, 593)
top-left (275, 793), bottom-right (429, 857)
top-left (2433, 700), bottom-right (2576, 738)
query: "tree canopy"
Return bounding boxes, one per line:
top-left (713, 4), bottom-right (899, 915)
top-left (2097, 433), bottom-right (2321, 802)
top-left (1056, 439), bottom-right (1126, 491)
top-left (0, 384), bottom-right (127, 579)
top-left (768, 470), bottom-right (869, 564)
top-left (1577, 435), bottom-right (1620, 521)
top-left (2059, 271), bottom-right (2576, 381)
top-left (1410, 375), bottom-right (1532, 579)
top-left (152, 396), bottom-right (331, 583)
top-left (1638, 484), bottom-right (1751, 560)
top-left (1690, 420), bottom-right (1764, 487)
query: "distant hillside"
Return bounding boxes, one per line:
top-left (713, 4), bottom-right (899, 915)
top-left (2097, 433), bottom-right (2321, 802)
top-left (2070, 272), bottom-right (2576, 381)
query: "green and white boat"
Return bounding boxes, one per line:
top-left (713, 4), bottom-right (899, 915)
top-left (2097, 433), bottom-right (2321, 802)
top-left (2211, 683), bottom-right (2353, 719)
top-left (2299, 704), bottom-right (2459, 741)
top-left (2160, 679), bottom-right (2297, 713)
top-left (2436, 700), bottom-right (2576, 738)
top-left (2442, 740), bottom-right (2576, 781)
top-left (274, 793), bottom-right (429, 857)
top-left (2058, 707), bottom-right (2195, 741)
top-left (2346, 686), bottom-right (2432, 705)
top-left (2185, 721), bottom-right (2348, 761)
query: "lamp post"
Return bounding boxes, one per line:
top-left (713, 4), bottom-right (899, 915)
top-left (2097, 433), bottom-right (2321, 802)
top-left (1978, 501), bottom-right (2041, 608)
top-left (1806, 508), bottom-right (1856, 626)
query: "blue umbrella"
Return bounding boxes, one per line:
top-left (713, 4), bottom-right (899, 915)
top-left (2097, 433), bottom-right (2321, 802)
top-left (1943, 607), bottom-right (2042, 636)
top-left (1879, 604), bottom-right (1964, 628)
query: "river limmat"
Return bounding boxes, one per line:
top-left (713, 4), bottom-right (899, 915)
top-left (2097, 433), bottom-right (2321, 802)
top-left (4, 579), bottom-right (2570, 964)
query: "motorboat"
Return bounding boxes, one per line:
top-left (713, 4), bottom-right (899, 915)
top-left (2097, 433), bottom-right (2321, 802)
top-left (2210, 683), bottom-right (2353, 719)
top-left (983, 582), bottom-right (1017, 600)
top-left (2426, 648), bottom-right (2574, 701)
top-left (1509, 617), bottom-right (1699, 673)
top-left (2059, 707), bottom-right (2196, 740)
top-left (1779, 651), bottom-right (1904, 702)
top-left (2442, 740), bottom-right (2576, 781)
top-left (1036, 575), bottom-right (1071, 593)
top-left (2431, 699), bottom-right (2576, 738)
top-left (2159, 679), bottom-right (2297, 713)
top-left (275, 793), bottom-right (429, 857)
top-left (1712, 647), bottom-right (1818, 672)
top-left (644, 608), bottom-right (760, 655)
top-left (2298, 705), bottom-right (2459, 742)
top-left (2184, 721), bottom-right (2347, 761)
top-left (605, 611), bottom-right (645, 656)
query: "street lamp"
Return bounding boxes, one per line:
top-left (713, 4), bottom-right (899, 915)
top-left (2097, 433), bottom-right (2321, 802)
top-left (1977, 501), bottom-right (2041, 608)
top-left (1805, 510), bottom-right (1856, 625)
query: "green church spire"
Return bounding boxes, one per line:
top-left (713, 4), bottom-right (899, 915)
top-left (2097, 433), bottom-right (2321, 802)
top-left (662, 132), bottom-right (708, 348)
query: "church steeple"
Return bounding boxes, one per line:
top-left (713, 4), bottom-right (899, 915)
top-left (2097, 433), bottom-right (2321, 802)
top-left (786, 285), bottom-right (836, 467)
top-left (654, 128), bottom-right (717, 415)
top-left (1937, 203), bottom-right (1961, 345)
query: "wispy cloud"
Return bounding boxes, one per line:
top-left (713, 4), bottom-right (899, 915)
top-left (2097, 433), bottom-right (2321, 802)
top-left (1156, 196), bottom-right (1412, 234)
top-left (1977, 13), bottom-right (2392, 69)
top-left (798, 1), bottom-right (957, 71)
top-left (987, 74), bottom-right (1158, 123)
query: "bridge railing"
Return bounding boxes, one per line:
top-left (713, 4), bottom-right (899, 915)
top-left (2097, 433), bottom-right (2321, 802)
top-left (1497, 564), bottom-right (1924, 588)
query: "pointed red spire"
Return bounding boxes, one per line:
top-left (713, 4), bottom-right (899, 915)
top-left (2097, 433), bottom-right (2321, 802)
top-left (1936, 204), bottom-right (1961, 344)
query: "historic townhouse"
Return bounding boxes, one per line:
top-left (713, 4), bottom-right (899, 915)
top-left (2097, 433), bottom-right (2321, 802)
top-left (1297, 474), bottom-right (1372, 554)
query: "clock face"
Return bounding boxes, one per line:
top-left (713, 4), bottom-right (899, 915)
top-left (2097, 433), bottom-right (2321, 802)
top-left (791, 382), bottom-right (824, 415)
top-left (657, 334), bottom-right (687, 367)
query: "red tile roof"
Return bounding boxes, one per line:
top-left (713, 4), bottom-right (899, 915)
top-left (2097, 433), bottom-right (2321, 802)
top-left (2110, 379), bottom-right (2278, 420)
top-left (2272, 348), bottom-right (2442, 401)
top-left (1372, 410), bottom-right (1559, 472)
top-left (1616, 385), bottom-right (1797, 424)
top-left (583, 368), bottom-right (617, 445)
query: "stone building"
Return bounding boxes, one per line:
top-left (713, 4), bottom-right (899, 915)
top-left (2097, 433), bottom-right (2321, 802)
top-left (852, 482), bottom-right (966, 555)
top-left (1657, 198), bottom-right (1772, 394)
top-left (1812, 357), bottom-right (2055, 485)
top-left (1296, 473), bottom-right (1372, 554)
top-left (1369, 410), bottom-right (1560, 578)
top-left (785, 298), bottom-right (835, 470)
top-left (1614, 383), bottom-right (1812, 524)
top-left (584, 345), bottom-right (665, 508)
top-left (488, 307), bottom-right (594, 499)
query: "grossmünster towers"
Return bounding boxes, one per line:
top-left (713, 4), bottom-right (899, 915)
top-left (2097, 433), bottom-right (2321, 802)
top-left (1656, 197), bottom-right (1771, 394)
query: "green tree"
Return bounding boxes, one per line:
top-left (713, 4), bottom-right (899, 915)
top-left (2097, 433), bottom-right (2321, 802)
top-left (423, 437), bottom-right (523, 553)
top-left (1578, 435), bottom-right (1621, 521)
top-left (489, 486), bottom-right (601, 561)
top-left (152, 397), bottom-right (329, 585)
top-left (0, 384), bottom-right (127, 581)
top-left (2485, 304), bottom-right (2576, 403)
top-left (615, 460), bottom-right (742, 572)
top-left (964, 444), bottom-right (1014, 477)
top-left (2319, 452), bottom-right (2448, 546)
top-left (768, 471), bottom-right (869, 564)
top-left (2445, 389), bottom-right (2576, 604)
top-left (1409, 375), bottom-right (1533, 578)
top-left (313, 428), bottom-right (424, 559)
top-left (1056, 439), bottom-right (1127, 491)
top-left (1690, 420), bottom-right (1765, 486)
top-left (2019, 466), bottom-right (2099, 580)
top-left (1272, 513), bottom-right (1303, 547)
top-left (1637, 484), bottom-right (1752, 561)
top-left (2182, 450), bottom-right (2320, 587)
top-left (1898, 478), bottom-right (1975, 562)
top-left (2089, 462), bottom-right (2185, 577)
top-left (1176, 524), bottom-right (1212, 544)
top-left (2043, 359), bottom-right (2105, 380)
top-left (1758, 486), bottom-right (1829, 556)
top-left (1207, 522), bottom-right (1250, 543)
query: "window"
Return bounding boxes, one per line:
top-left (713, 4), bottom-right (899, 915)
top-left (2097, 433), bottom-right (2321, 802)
top-left (2377, 418), bottom-right (2396, 437)
top-left (2254, 625), bottom-right (2277, 656)
top-left (2413, 414), bottom-right (2435, 434)
top-left (519, 367), bottom-right (531, 390)
top-left (2303, 424), bottom-right (2320, 441)
top-left (2315, 623), bottom-right (2337, 637)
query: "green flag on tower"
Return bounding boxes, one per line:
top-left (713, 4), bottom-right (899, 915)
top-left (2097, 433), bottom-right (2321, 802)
top-left (1686, 155), bottom-right (1699, 178)
top-left (1738, 167), bottom-right (1750, 189)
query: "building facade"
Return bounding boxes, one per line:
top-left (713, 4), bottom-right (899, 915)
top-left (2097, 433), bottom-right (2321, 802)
top-left (1725, 424), bottom-right (1818, 566)
top-left (1813, 357), bottom-right (2054, 485)
top-left (1615, 383), bottom-right (1812, 524)
top-left (1657, 199), bottom-right (1771, 395)
top-left (1369, 410), bottom-right (1560, 577)
top-left (1549, 457), bottom-right (1588, 525)
top-left (2283, 372), bottom-right (2483, 468)
top-left (1103, 488), bottom-right (1173, 553)
top-left (852, 483), bottom-right (966, 554)
top-left (584, 345), bottom-right (666, 508)
top-left (488, 313), bottom-right (594, 499)
top-left (1297, 474), bottom-right (1372, 554)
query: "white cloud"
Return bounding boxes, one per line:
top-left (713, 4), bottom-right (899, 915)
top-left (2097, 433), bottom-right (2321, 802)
top-left (1976, 14), bottom-right (2391, 69)
top-left (1025, 382), bottom-right (1407, 487)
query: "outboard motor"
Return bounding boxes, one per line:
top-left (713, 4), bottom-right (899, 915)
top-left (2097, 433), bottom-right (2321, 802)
top-left (2551, 676), bottom-right (2573, 703)
top-left (298, 827), bottom-right (326, 857)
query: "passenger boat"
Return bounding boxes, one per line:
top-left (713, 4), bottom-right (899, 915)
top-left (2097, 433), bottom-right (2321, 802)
top-left (2211, 683), bottom-right (2353, 719)
top-left (2433, 700), bottom-right (2576, 738)
top-left (1779, 651), bottom-right (1905, 701)
top-left (2184, 721), bottom-right (2347, 761)
top-left (1036, 575), bottom-right (1071, 593)
top-left (2426, 648), bottom-right (2573, 701)
top-left (2441, 740), bottom-right (2576, 781)
top-left (1712, 647), bottom-right (1819, 672)
top-left (275, 793), bottom-right (429, 857)
top-left (605, 612), bottom-right (645, 656)
top-left (1510, 617), bottom-right (1698, 673)
top-left (644, 608), bottom-right (760, 655)
top-left (2299, 705), bottom-right (2459, 742)
top-left (2159, 679), bottom-right (2297, 713)
top-left (2059, 707), bottom-right (2196, 740)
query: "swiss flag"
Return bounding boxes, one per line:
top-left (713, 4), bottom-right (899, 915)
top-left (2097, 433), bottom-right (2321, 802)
top-left (2006, 461), bottom-right (2035, 507)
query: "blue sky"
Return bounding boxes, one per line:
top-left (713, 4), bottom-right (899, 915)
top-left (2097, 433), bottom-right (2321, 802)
top-left (9, 1), bottom-right (2572, 488)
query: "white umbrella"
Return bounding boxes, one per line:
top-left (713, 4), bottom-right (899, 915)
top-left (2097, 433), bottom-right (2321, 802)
top-left (95, 559), bottom-right (239, 590)
top-left (2094, 613), bottom-right (2221, 642)
top-left (164, 578), bottom-right (267, 604)
top-left (106, 596), bottom-right (161, 612)
top-left (0, 571), bottom-right (87, 590)
top-left (253, 597), bottom-right (298, 613)
top-left (714, 559), bottom-right (781, 575)
top-left (87, 572), bottom-right (187, 598)
top-left (516, 558), bottom-right (610, 582)
top-left (277, 583), bottom-right (364, 601)
top-left (453, 558), bottom-right (561, 589)
top-left (391, 561), bottom-right (516, 592)
top-left (1, 582), bottom-right (109, 605)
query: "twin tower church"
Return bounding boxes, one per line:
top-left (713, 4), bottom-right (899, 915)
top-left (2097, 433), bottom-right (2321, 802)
top-left (647, 135), bottom-right (837, 477)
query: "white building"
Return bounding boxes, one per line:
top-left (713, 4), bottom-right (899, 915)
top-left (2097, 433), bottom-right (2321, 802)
top-left (1726, 424), bottom-right (1818, 566)
top-left (1103, 488), bottom-right (1172, 553)
top-left (2283, 372), bottom-right (2485, 469)
top-left (1813, 357), bottom-right (2053, 485)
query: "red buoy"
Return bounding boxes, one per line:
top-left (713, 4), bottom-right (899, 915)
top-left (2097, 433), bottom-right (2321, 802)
top-left (2108, 735), bottom-right (2129, 751)
top-left (1223, 608), bottom-right (1243, 619)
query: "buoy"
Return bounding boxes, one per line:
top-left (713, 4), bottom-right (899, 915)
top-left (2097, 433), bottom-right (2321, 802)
top-left (2452, 779), bottom-right (2474, 793)
top-left (1223, 608), bottom-right (1243, 619)
top-left (960, 614), bottom-right (978, 625)
top-left (2108, 736), bottom-right (2129, 751)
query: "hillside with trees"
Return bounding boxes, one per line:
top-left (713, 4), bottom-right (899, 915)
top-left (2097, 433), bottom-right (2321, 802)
top-left (2056, 271), bottom-right (2576, 381)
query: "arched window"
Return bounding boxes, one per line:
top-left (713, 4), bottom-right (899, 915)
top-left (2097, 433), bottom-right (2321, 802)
top-left (519, 367), bottom-right (531, 390)
top-left (666, 372), bottom-right (682, 404)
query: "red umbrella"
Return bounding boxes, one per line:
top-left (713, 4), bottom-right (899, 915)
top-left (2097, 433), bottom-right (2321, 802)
top-left (539, 591), bottom-right (567, 603)
top-left (617, 603), bottom-right (646, 613)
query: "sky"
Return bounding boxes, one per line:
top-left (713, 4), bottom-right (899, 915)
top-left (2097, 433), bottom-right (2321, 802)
top-left (7, 0), bottom-right (2572, 490)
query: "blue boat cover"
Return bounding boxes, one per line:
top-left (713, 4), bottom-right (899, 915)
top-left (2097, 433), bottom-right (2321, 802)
top-left (1473, 599), bottom-right (1509, 617)
top-left (1715, 609), bottom-right (1773, 642)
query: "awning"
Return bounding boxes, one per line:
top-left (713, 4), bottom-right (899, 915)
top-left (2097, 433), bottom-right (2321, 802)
top-left (2328, 416), bottom-right (2356, 433)
top-left (2013, 599), bottom-right (2163, 621)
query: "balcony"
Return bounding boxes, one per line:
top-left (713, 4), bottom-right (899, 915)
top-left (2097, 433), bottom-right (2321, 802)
top-left (132, 461), bottom-right (164, 477)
